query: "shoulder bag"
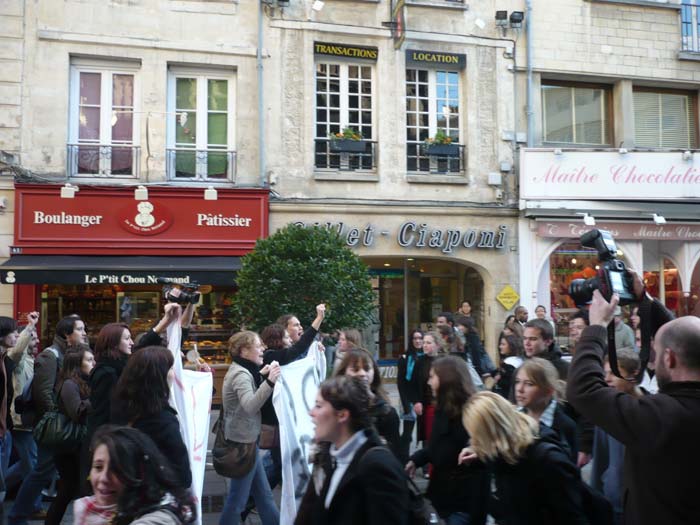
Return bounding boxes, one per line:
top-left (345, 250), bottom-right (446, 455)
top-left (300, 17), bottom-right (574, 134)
top-left (33, 383), bottom-right (86, 453)
top-left (211, 414), bottom-right (257, 479)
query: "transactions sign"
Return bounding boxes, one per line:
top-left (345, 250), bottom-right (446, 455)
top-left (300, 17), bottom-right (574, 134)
top-left (520, 150), bottom-right (700, 201)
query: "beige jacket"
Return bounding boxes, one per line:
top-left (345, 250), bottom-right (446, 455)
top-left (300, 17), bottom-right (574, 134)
top-left (222, 361), bottom-right (273, 443)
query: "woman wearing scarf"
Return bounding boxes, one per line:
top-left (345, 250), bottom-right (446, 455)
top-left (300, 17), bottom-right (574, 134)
top-left (220, 331), bottom-right (281, 525)
top-left (396, 329), bottom-right (424, 463)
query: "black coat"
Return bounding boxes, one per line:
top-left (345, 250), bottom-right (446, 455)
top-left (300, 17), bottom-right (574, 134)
top-left (490, 429), bottom-right (588, 525)
top-left (567, 322), bottom-right (700, 525)
top-left (295, 432), bottom-right (409, 525)
top-left (410, 409), bottom-right (489, 521)
top-left (87, 355), bottom-right (128, 438)
top-left (396, 351), bottom-right (423, 414)
top-left (130, 407), bottom-right (192, 490)
top-left (551, 403), bottom-right (579, 464)
top-left (540, 343), bottom-right (569, 380)
top-left (369, 397), bottom-right (400, 457)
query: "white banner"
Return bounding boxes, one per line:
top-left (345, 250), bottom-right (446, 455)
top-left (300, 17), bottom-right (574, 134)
top-left (520, 149), bottom-right (700, 200)
top-left (168, 323), bottom-right (213, 525)
top-left (273, 342), bottom-right (326, 524)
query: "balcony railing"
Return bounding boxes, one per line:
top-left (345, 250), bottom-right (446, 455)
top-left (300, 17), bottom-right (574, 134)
top-left (67, 144), bottom-right (141, 178)
top-left (682, 3), bottom-right (700, 52)
top-left (166, 148), bottom-right (236, 182)
top-left (407, 142), bottom-right (465, 174)
top-left (314, 139), bottom-right (377, 172)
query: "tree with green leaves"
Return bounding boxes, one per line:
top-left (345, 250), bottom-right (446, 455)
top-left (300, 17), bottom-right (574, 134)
top-left (233, 224), bottom-right (374, 332)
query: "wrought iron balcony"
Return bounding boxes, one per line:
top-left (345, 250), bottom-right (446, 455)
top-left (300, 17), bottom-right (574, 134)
top-left (407, 142), bottom-right (465, 174)
top-left (166, 149), bottom-right (236, 182)
top-left (66, 144), bottom-right (141, 178)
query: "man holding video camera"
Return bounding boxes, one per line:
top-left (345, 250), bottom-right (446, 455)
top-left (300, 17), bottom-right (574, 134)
top-left (567, 275), bottom-right (700, 525)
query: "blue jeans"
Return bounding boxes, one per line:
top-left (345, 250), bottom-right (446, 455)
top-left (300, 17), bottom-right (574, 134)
top-left (8, 443), bottom-right (56, 525)
top-left (0, 431), bottom-right (13, 498)
top-left (445, 512), bottom-right (471, 525)
top-left (6, 430), bottom-right (37, 492)
top-left (220, 451), bottom-right (279, 525)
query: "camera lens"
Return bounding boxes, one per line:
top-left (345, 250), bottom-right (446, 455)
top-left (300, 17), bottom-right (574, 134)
top-left (568, 277), bottom-right (600, 306)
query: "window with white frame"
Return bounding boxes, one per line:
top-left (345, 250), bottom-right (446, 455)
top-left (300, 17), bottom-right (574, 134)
top-left (166, 68), bottom-right (235, 181)
top-left (542, 83), bottom-right (611, 146)
top-left (405, 69), bottom-right (461, 172)
top-left (634, 89), bottom-right (697, 149)
top-left (314, 62), bottom-right (374, 170)
top-left (68, 61), bottom-right (139, 177)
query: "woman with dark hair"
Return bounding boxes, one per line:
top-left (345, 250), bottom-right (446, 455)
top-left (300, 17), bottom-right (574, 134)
top-left (335, 348), bottom-right (400, 456)
top-left (45, 345), bottom-right (94, 524)
top-left (405, 356), bottom-right (489, 525)
top-left (111, 346), bottom-right (191, 490)
top-left (396, 329), bottom-right (424, 462)
top-left (414, 331), bottom-right (443, 457)
top-left (503, 315), bottom-right (523, 338)
top-left (74, 425), bottom-right (195, 525)
top-left (295, 375), bottom-right (408, 525)
top-left (493, 332), bottom-right (524, 399)
top-left (88, 323), bottom-right (134, 435)
top-left (263, 304), bottom-right (326, 367)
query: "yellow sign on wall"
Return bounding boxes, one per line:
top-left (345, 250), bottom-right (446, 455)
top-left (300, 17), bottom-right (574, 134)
top-left (497, 285), bottom-right (520, 310)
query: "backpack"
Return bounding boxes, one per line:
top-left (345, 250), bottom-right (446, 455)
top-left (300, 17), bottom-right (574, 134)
top-left (364, 446), bottom-right (440, 525)
top-left (531, 440), bottom-right (614, 525)
top-left (14, 347), bottom-right (59, 427)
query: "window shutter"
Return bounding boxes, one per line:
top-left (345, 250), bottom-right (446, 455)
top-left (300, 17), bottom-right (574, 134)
top-left (634, 91), bottom-right (696, 148)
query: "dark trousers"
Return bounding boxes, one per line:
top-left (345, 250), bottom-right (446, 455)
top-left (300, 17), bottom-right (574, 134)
top-left (45, 452), bottom-right (80, 525)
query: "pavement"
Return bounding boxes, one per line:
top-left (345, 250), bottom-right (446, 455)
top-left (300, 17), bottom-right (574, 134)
top-left (1, 383), bottom-right (412, 525)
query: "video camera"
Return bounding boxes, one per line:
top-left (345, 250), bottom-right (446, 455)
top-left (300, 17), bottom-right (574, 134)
top-left (156, 277), bottom-right (201, 305)
top-left (568, 229), bottom-right (636, 307)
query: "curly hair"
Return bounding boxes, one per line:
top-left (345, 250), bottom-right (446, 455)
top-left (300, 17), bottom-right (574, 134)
top-left (112, 346), bottom-right (173, 423)
top-left (90, 425), bottom-right (195, 525)
top-left (94, 323), bottom-right (129, 362)
top-left (431, 355), bottom-right (476, 420)
top-left (228, 330), bottom-right (259, 358)
top-left (260, 323), bottom-right (286, 351)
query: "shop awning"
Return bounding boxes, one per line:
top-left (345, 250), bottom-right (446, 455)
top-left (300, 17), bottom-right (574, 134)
top-left (0, 255), bottom-right (241, 285)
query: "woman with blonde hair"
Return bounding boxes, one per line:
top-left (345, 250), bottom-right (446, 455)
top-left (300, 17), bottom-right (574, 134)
top-left (513, 358), bottom-right (578, 462)
top-left (460, 391), bottom-right (588, 525)
top-left (219, 331), bottom-right (281, 525)
top-left (332, 328), bottom-right (362, 371)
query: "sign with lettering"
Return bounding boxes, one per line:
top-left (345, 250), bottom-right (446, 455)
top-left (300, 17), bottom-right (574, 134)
top-left (537, 221), bottom-right (700, 241)
top-left (14, 184), bottom-right (267, 255)
top-left (406, 49), bottom-right (466, 69)
top-left (0, 270), bottom-right (236, 285)
top-left (521, 150), bottom-right (700, 201)
top-left (293, 221), bottom-right (509, 254)
top-left (314, 42), bottom-right (379, 61)
top-left (496, 285), bottom-right (520, 310)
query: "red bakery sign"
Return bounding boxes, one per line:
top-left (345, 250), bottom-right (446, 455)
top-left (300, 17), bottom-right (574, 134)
top-left (13, 184), bottom-right (268, 255)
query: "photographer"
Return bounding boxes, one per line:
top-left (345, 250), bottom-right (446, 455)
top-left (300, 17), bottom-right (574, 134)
top-left (566, 274), bottom-right (700, 525)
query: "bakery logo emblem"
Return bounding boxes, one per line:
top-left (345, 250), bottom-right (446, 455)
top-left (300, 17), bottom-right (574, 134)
top-left (119, 200), bottom-right (173, 236)
top-left (4, 272), bottom-right (16, 284)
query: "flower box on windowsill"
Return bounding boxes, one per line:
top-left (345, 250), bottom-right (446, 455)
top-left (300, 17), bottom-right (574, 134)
top-left (330, 139), bottom-right (369, 153)
top-left (424, 143), bottom-right (461, 157)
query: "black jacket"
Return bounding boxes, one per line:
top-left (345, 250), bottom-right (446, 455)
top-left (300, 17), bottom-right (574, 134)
top-left (295, 431), bottom-right (408, 525)
top-left (396, 351), bottom-right (423, 414)
top-left (369, 397), bottom-right (400, 457)
top-left (130, 407), bottom-right (192, 490)
top-left (539, 342), bottom-right (569, 380)
top-left (490, 429), bottom-right (588, 525)
top-left (411, 409), bottom-right (489, 521)
top-left (567, 322), bottom-right (700, 525)
top-left (32, 336), bottom-right (68, 420)
top-left (87, 355), bottom-right (128, 438)
top-left (550, 403), bottom-right (579, 464)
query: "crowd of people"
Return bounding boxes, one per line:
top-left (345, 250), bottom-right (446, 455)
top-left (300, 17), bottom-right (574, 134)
top-left (0, 270), bottom-right (696, 525)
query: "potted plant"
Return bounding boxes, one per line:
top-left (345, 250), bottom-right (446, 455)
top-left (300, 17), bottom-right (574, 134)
top-left (423, 130), bottom-right (460, 157)
top-left (329, 127), bottom-right (369, 153)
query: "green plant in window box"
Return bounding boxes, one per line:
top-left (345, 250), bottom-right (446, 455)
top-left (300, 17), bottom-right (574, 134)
top-left (329, 127), bottom-right (368, 153)
top-left (423, 130), bottom-right (460, 157)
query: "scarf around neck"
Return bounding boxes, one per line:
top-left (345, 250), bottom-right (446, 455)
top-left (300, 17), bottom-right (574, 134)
top-left (232, 355), bottom-right (263, 387)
